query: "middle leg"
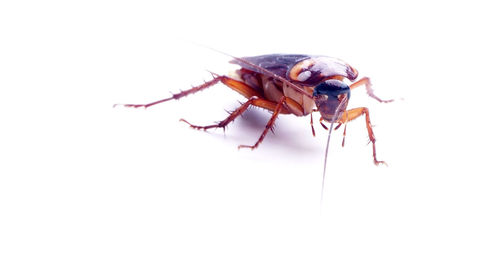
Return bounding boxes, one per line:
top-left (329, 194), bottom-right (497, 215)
top-left (180, 96), bottom-right (277, 131)
top-left (238, 96), bottom-right (287, 150)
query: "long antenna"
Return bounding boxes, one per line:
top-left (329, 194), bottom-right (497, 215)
top-left (321, 96), bottom-right (349, 206)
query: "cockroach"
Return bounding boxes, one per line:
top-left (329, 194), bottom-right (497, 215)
top-left (115, 54), bottom-right (392, 197)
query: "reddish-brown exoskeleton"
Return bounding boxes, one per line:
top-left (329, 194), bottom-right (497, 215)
top-left (116, 54), bottom-right (392, 165)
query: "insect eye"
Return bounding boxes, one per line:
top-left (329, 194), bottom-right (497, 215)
top-left (337, 93), bottom-right (348, 101)
top-left (313, 80), bottom-right (350, 99)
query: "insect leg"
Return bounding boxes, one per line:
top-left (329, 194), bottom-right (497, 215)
top-left (114, 75), bottom-right (225, 108)
top-left (115, 73), bottom-right (265, 108)
top-left (350, 77), bottom-right (393, 103)
top-left (337, 107), bottom-right (387, 166)
top-left (180, 96), bottom-right (260, 131)
top-left (238, 96), bottom-right (287, 150)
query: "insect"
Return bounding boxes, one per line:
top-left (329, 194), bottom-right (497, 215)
top-left (116, 54), bottom-right (392, 166)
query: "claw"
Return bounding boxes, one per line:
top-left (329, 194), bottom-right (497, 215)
top-left (113, 103), bottom-right (148, 109)
top-left (238, 144), bottom-right (255, 150)
top-left (179, 118), bottom-right (203, 130)
top-left (374, 160), bottom-right (388, 166)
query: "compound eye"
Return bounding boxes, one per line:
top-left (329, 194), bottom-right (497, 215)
top-left (337, 93), bottom-right (347, 100)
top-left (313, 79), bottom-right (350, 100)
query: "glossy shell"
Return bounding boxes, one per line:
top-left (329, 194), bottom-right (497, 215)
top-left (230, 54), bottom-right (358, 86)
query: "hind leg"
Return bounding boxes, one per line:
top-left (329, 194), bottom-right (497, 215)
top-left (115, 73), bottom-right (263, 108)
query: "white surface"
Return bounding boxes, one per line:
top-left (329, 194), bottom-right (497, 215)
top-left (1, 0), bottom-right (499, 266)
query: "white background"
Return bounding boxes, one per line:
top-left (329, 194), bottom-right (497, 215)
top-left (1, 0), bottom-right (499, 266)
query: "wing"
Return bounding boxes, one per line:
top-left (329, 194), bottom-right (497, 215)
top-left (230, 54), bottom-right (311, 79)
top-left (229, 54), bottom-right (314, 98)
top-left (231, 54), bottom-right (358, 86)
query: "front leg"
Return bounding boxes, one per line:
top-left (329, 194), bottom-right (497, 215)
top-left (337, 107), bottom-right (387, 166)
top-left (350, 77), bottom-right (393, 103)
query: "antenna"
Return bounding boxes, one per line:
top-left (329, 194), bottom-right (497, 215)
top-left (321, 96), bottom-right (349, 206)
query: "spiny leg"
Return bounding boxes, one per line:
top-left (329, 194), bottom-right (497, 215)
top-left (337, 107), bottom-right (387, 166)
top-left (350, 77), bottom-right (393, 103)
top-left (180, 96), bottom-right (262, 131)
top-left (238, 96), bottom-right (287, 150)
top-left (114, 75), bottom-right (224, 108)
top-left (178, 77), bottom-right (287, 132)
top-left (115, 73), bottom-right (263, 109)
